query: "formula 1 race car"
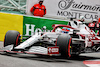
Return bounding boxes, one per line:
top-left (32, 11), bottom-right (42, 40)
top-left (1, 20), bottom-right (100, 58)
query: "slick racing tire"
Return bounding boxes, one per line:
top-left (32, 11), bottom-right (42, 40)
top-left (4, 30), bottom-right (20, 47)
top-left (57, 34), bottom-right (72, 58)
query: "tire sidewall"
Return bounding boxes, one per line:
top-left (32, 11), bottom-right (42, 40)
top-left (57, 34), bottom-right (72, 58)
top-left (4, 30), bottom-right (20, 47)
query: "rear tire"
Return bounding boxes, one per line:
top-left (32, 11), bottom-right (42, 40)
top-left (57, 34), bottom-right (72, 58)
top-left (4, 30), bottom-right (20, 47)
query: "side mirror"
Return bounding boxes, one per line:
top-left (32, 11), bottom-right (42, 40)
top-left (41, 26), bottom-right (46, 32)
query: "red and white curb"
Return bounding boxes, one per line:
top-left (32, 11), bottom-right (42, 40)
top-left (83, 60), bottom-right (100, 67)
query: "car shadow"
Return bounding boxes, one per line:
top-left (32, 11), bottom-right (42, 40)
top-left (0, 52), bottom-right (100, 63)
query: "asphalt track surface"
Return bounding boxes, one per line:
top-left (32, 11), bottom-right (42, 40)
top-left (0, 41), bottom-right (100, 67)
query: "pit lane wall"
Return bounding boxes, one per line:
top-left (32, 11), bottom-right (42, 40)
top-left (0, 12), bottom-right (68, 41)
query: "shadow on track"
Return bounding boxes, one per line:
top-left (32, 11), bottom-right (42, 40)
top-left (0, 52), bottom-right (100, 63)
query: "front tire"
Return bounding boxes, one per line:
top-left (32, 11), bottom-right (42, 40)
top-left (4, 30), bottom-right (20, 47)
top-left (57, 34), bottom-right (72, 58)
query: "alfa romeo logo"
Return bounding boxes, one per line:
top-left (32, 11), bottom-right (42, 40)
top-left (58, 0), bottom-right (74, 10)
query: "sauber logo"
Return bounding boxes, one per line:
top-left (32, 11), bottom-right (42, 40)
top-left (48, 47), bottom-right (59, 54)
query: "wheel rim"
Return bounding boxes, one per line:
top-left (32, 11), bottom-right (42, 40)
top-left (68, 38), bottom-right (72, 57)
top-left (16, 34), bottom-right (20, 46)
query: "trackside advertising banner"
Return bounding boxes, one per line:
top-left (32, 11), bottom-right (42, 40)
top-left (23, 16), bottom-right (68, 36)
top-left (0, 12), bottom-right (68, 41)
top-left (26, 0), bottom-right (100, 21)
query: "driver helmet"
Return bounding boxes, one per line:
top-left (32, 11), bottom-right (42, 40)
top-left (62, 27), bottom-right (70, 33)
top-left (80, 16), bottom-right (85, 22)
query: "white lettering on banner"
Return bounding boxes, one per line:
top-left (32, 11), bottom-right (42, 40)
top-left (25, 24), bottom-right (35, 36)
top-left (25, 24), bottom-right (51, 36)
top-left (35, 28), bottom-right (42, 33)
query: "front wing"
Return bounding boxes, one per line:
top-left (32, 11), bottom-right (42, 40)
top-left (0, 45), bottom-right (59, 56)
